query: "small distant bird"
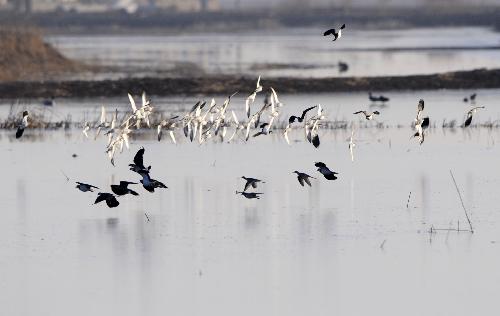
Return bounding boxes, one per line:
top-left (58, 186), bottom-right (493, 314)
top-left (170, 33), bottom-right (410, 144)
top-left (315, 162), bottom-right (339, 180)
top-left (42, 96), bottom-right (55, 107)
top-left (323, 24), bottom-right (345, 41)
top-left (241, 176), bottom-right (265, 191)
top-left (348, 130), bottom-right (356, 162)
top-left (337, 61), bottom-right (349, 73)
top-left (252, 123), bottom-right (272, 137)
top-left (369, 92), bottom-right (389, 103)
top-left (111, 181), bottom-right (139, 196)
top-left (94, 193), bottom-right (120, 208)
top-left (15, 111), bottom-right (29, 139)
top-left (236, 191), bottom-right (263, 199)
top-left (289, 105), bottom-right (317, 124)
top-left (138, 171), bottom-right (167, 193)
top-left (293, 171), bottom-right (315, 187)
top-left (76, 182), bottom-right (99, 192)
top-left (413, 117), bottom-right (429, 145)
top-left (82, 122), bottom-right (90, 138)
top-left (354, 110), bottom-right (380, 120)
top-left (463, 106), bottom-right (485, 127)
top-left (463, 93), bottom-right (477, 103)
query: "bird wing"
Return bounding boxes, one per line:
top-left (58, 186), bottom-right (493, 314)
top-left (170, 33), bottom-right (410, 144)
top-left (94, 193), bottom-right (108, 204)
top-left (301, 106), bottom-right (317, 119)
top-left (128, 93), bottom-right (138, 112)
top-left (256, 76), bottom-right (262, 92)
top-left (169, 131), bottom-right (176, 144)
top-left (304, 176), bottom-right (312, 187)
top-left (134, 147), bottom-right (145, 168)
top-left (298, 176), bottom-right (305, 186)
top-left (245, 94), bottom-right (254, 118)
top-left (99, 106), bottom-right (106, 124)
top-left (353, 111), bottom-right (365, 115)
top-left (244, 181), bottom-right (252, 191)
top-left (232, 110), bottom-right (239, 125)
top-left (157, 125), bottom-right (162, 141)
top-left (141, 91), bottom-right (147, 107)
top-left (323, 29), bottom-right (335, 36)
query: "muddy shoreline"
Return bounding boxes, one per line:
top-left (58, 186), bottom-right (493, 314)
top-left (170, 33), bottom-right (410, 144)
top-left (0, 68), bottom-right (499, 98)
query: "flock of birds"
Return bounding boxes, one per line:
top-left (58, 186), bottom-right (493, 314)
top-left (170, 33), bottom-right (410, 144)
top-left (14, 75), bottom-right (485, 205)
top-left (12, 24), bottom-right (486, 204)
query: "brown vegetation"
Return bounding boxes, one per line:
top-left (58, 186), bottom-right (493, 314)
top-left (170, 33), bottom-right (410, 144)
top-left (0, 28), bottom-right (82, 82)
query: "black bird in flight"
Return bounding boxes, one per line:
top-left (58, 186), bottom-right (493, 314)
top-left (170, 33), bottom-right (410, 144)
top-left (289, 105), bottom-right (317, 124)
top-left (111, 181), bottom-right (139, 196)
top-left (315, 162), bottom-right (339, 180)
top-left (323, 24), bottom-right (345, 41)
top-left (94, 193), bottom-right (120, 208)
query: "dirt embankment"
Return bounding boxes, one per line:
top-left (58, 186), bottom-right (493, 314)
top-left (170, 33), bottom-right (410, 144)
top-left (0, 28), bottom-right (82, 82)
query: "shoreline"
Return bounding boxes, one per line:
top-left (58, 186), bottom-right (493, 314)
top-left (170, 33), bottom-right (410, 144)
top-left (0, 68), bottom-right (499, 98)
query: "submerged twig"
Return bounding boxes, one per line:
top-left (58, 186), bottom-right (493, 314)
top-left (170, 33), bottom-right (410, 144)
top-left (406, 191), bottom-right (412, 209)
top-left (449, 170), bottom-right (474, 233)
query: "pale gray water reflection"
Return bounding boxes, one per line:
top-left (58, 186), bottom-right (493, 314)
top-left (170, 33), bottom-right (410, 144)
top-left (2, 90), bottom-right (500, 315)
top-left (46, 27), bottom-right (500, 79)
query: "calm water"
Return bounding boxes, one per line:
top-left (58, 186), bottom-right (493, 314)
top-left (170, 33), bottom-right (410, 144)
top-left (1, 90), bottom-right (500, 315)
top-left (47, 27), bottom-right (500, 80)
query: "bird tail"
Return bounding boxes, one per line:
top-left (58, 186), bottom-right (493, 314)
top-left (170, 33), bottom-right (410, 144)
top-left (129, 189), bottom-right (139, 196)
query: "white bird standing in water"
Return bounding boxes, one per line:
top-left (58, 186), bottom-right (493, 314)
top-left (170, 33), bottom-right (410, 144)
top-left (348, 130), bottom-right (356, 162)
top-left (15, 110), bottom-right (29, 139)
top-left (82, 122), bottom-right (90, 138)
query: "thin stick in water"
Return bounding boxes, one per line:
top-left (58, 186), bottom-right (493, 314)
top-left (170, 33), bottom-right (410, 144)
top-left (406, 191), bottom-right (412, 209)
top-left (449, 170), bottom-right (474, 233)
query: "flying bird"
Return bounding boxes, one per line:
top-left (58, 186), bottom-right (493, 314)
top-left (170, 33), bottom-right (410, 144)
top-left (138, 171), bottom-right (167, 193)
top-left (289, 105), bottom-right (317, 124)
top-left (354, 110), bottom-right (380, 120)
top-left (323, 24), bottom-right (345, 41)
top-left (315, 162), bottom-right (339, 180)
top-left (76, 182), bottom-right (99, 192)
top-left (129, 147), bottom-right (150, 174)
top-left (293, 171), bottom-right (315, 187)
top-left (94, 193), bottom-right (120, 208)
top-left (111, 181), bottom-right (139, 196)
top-left (241, 176), bottom-right (265, 191)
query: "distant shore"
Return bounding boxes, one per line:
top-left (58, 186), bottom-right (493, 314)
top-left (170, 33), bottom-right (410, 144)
top-left (0, 68), bottom-right (499, 98)
top-left (1, 6), bottom-right (500, 34)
